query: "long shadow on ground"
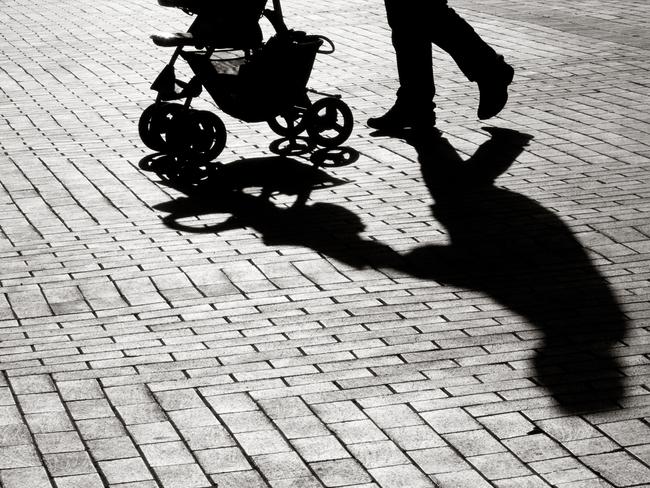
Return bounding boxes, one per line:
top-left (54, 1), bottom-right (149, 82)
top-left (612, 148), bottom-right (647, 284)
top-left (150, 131), bottom-right (627, 413)
top-left (402, 128), bottom-right (627, 412)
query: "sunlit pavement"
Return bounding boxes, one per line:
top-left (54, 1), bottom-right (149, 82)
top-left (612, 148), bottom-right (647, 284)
top-left (1, 1), bottom-right (649, 487)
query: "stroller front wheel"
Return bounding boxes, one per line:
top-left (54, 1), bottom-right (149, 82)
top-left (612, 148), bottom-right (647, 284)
top-left (305, 97), bottom-right (353, 148)
top-left (139, 102), bottom-right (184, 152)
top-left (268, 107), bottom-right (308, 138)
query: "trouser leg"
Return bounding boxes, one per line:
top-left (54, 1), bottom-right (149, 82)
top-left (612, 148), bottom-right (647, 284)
top-left (426, 0), bottom-right (501, 82)
top-left (384, 0), bottom-right (435, 108)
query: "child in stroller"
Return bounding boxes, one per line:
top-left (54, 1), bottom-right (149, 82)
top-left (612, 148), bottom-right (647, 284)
top-left (139, 0), bottom-right (354, 163)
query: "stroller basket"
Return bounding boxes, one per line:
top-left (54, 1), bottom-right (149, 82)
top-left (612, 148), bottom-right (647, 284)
top-left (182, 33), bottom-right (322, 122)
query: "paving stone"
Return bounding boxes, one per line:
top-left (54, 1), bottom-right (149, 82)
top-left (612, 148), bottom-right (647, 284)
top-left (76, 417), bottom-right (126, 441)
top-left (220, 410), bottom-right (275, 433)
top-left (408, 446), bottom-right (470, 475)
top-left (195, 447), bottom-right (251, 474)
top-left (9, 375), bottom-right (55, 394)
top-left (269, 476), bottom-right (324, 488)
top-left (154, 389), bottom-right (204, 411)
top-left (24, 412), bottom-right (74, 434)
top-left (211, 470), bottom-right (268, 488)
top-left (43, 451), bottom-right (96, 477)
top-left (531, 457), bottom-right (599, 486)
top-left (432, 469), bottom-right (493, 488)
top-left (503, 434), bottom-right (570, 463)
top-left (111, 482), bottom-right (159, 488)
top-left (0, 466), bottom-right (53, 488)
top-left (329, 420), bottom-right (387, 444)
top-left (363, 404), bottom-right (424, 429)
top-left (0, 424), bottom-right (32, 447)
top-left (443, 429), bottom-right (507, 457)
top-left (57, 380), bottom-right (105, 401)
top-left (34, 431), bottom-right (85, 454)
top-left (598, 419), bottom-right (650, 447)
top-left (310, 459), bottom-right (372, 487)
top-left (104, 385), bottom-right (154, 406)
top-left (311, 401), bottom-right (367, 423)
top-left (116, 403), bottom-right (167, 425)
top-left (0, 445), bottom-right (42, 469)
top-left (67, 399), bottom-right (114, 420)
top-left (179, 424), bottom-right (236, 450)
top-left (153, 463), bottom-right (212, 488)
top-left (99, 458), bottom-right (154, 484)
top-left (167, 408), bottom-right (220, 430)
top-left (53, 473), bottom-right (105, 488)
top-left (493, 475), bottom-right (552, 488)
top-left (274, 415), bottom-right (330, 439)
top-left (581, 451), bottom-right (650, 486)
top-left (140, 441), bottom-right (194, 467)
top-left (17, 393), bottom-right (65, 414)
top-left (368, 464), bottom-right (435, 488)
top-left (86, 437), bottom-right (139, 461)
top-left (563, 437), bottom-right (620, 457)
top-left (127, 421), bottom-right (180, 444)
top-left (420, 408), bottom-right (481, 434)
top-left (253, 452), bottom-right (312, 481)
top-left (292, 435), bottom-right (350, 462)
top-left (0, 406), bottom-right (23, 427)
top-left (236, 429), bottom-right (292, 456)
top-left (384, 425), bottom-right (446, 451)
top-left (468, 451), bottom-right (532, 480)
top-left (258, 396), bottom-right (313, 419)
top-left (536, 417), bottom-right (600, 443)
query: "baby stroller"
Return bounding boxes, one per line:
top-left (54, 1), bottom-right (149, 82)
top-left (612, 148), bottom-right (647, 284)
top-left (138, 0), bottom-right (354, 163)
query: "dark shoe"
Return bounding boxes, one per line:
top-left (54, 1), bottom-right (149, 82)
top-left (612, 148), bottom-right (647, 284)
top-left (477, 59), bottom-right (515, 120)
top-left (368, 103), bottom-right (435, 132)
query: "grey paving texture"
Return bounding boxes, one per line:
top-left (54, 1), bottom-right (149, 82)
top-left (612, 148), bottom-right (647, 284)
top-left (1, 0), bottom-right (649, 487)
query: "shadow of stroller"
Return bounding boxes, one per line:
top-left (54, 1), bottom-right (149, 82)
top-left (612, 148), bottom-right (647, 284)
top-left (144, 153), bottom-right (352, 211)
top-left (403, 128), bottom-right (627, 412)
top-left (153, 157), bottom-right (402, 270)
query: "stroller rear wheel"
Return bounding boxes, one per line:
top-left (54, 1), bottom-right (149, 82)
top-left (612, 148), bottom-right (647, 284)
top-left (305, 97), bottom-right (353, 148)
top-left (139, 102), bottom-right (184, 152)
top-left (167, 109), bottom-right (227, 161)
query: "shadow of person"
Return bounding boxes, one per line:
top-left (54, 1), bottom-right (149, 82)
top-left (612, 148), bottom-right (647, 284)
top-left (403, 128), bottom-right (627, 412)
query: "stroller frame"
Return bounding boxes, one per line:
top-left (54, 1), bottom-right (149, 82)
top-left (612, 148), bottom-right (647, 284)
top-left (138, 0), bottom-right (354, 163)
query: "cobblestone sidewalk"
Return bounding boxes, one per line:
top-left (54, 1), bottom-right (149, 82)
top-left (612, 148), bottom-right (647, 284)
top-left (1, 0), bottom-right (649, 487)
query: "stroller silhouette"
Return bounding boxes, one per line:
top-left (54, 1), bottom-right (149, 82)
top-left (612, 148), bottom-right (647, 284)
top-left (138, 0), bottom-right (354, 161)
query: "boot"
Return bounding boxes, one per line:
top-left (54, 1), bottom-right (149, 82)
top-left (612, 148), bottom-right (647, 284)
top-left (476, 58), bottom-right (515, 120)
top-left (368, 101), bottom-right (436, 132)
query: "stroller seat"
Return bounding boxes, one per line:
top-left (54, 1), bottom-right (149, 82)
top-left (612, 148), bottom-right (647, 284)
top-left (155, 0), bottom-right (268, 50)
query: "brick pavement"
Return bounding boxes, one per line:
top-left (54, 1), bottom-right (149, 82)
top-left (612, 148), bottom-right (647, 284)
top-left (1, 0), bottom-right (649, 487)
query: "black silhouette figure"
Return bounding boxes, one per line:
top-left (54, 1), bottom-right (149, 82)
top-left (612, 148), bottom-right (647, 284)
top-left (404, 128), bottom-right (627, 412)
top-left (368, 0), bottom-right (514, 133)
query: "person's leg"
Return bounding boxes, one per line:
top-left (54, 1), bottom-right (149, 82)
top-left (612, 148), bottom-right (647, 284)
top-left (368, 0), bottom-right (436, 131)
top-left (426, 0), bottom-right (514, 119)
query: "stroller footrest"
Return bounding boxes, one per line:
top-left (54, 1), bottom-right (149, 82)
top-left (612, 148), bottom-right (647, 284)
top-left (151, 32), bottom-right (198, 47)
